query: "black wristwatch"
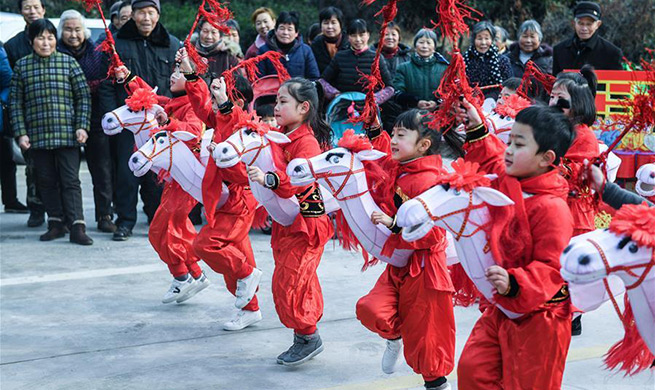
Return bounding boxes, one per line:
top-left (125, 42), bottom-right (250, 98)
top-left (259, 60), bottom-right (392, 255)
top-left (264, 172), bottom-right (279, 189)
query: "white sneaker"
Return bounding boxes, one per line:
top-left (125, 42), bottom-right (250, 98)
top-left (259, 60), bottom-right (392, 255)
top-left (162, 276), bottom-right (196, 304)
top-left (235, 268), bottom-right (262, 309)
top-left (223, 309), bottom-right (262, 331)
top-left (381, 338), bottom-right (403, 374)
top-left (176, 272), bottom-right (211, 303)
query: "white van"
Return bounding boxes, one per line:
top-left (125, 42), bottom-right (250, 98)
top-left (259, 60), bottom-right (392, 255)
top-left (1, 12), bottom-right (108, 43)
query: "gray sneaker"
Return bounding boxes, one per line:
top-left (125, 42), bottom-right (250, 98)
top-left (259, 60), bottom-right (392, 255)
top-left (276, 331), bottom-right (324, 366)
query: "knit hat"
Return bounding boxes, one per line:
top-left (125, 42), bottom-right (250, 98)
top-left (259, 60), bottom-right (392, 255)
top-left (131, 0), bottom-right (160, 13)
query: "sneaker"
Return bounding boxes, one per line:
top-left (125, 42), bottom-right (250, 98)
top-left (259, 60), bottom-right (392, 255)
top-left (4, 201), bottom-right (28, 214)
top-left (277, 331), bottom-right (324, 366)
top-left (112, 226), bottom-right (132, 241)
top-left (572, 315), bottom-right (582, 336)
top-left (381, 338), bottom-right (403, 374)
top-left (235, 268), bottom-right (262, 309)
top-left (222, 309), bottom-right (262, 331)
top-left (176, 272), bottom-right (211, 303)
top-left (39, 220), bottom-right (66, 241)
top-left (27, 212), bottom-right (45, 228)
top-left (162, 276), bottom-right (196, 304)
top-left (97, 216), bottom-right (117, 233)
top-left (70, 223), bottom-right (93, 246)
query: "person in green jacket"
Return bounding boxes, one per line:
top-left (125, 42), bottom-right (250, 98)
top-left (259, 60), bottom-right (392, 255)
top-left (393, 29), bottom-right (449, 112)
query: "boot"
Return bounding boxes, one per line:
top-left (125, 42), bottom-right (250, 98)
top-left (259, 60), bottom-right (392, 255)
top-left (70, 223), bottom-right (93, 245)
top-left (277, 331), bottom-right (324, 366)
top-left (97, 215), bottom-right (117, 233)
top-left (40, 220), bottom-right (66, 241)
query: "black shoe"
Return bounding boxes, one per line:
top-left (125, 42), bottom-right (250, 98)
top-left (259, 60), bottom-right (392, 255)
top-left (277, 331), bottom-right (324, 366)
top-left (40, 220), bottom-right (66, 241)
top-left (112, 226), bottom-right (132, 241)
top-left (70, 223), bottom-right (93, 245)
top-left (27, 212), bottom-right (45, 228)
top-left (188, 205), bottom-right (202, 225)
top-left (572, 315), bottom-right (582, 336)
top-left (97, 215), bottom-right (117, 233)
top-left (4, 201), bottom-right (28, 214)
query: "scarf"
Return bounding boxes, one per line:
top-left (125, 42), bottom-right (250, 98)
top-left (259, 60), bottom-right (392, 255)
top-left (463, 43), bottom-right (503, 86)
top-left (381, 45), bottom-right (399, 59)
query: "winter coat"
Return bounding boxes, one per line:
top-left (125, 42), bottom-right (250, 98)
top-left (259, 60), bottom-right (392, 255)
top-left (552, 32), bottom-right (623, 76)
top-left (0, 46), bottom-right (11, 134)
top-left (311, 33), bottom-right (350, 74)
top-left (321, 48), bottom-right (393, 93)
top-left (463, 45), bottom-right (512, 99)
top-left (371, 42), bottom-right (412, 78)
top-left (98, 19), bottom-right (180, 115)
top-left (195, 40), bottom-right (239, 79)
top-left (503, 42), bottom-right (553, 78)
top-left (393, 52), bottom-right (449, 107)
top-left (4, 28), bottom-right (32, 69)
top-left (257, 30), bottom-right (320, 79)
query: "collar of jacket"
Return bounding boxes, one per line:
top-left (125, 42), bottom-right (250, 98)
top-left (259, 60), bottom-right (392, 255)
top-left (568, 31), bottom-right (600, 51)
top-left (265, 29), bottom-right (301, 54)
top-left (410, 51), bottom-right (449, 66)
top-left (57, 39), bottom-right (95, 59)
top-left (117, 19), bottom-right (171, 47)
top-left (508, 42), bottom-right (553, 60)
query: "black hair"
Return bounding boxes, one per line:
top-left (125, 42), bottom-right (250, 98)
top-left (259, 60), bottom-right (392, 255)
top-left (225, 19), bottom-right (240, 35)
top-left (348, 19), bottom-right (369, 35)
top-left (515, 105), bottom-right (575, 165)
top-left (553, 64), bottom-right (597, 126)
top-left (17, 0), bottom-right (44, 11)
top-left (502, 77), bottom-right (522, 91)
top-left (28, 18), bottom-right (56, 44)
top-left (234, 74), bottom-right (253, 106)
top-left (318, 6), bottom-right (344, 28)
top-left (394, 109), bottom-right (465, 159)
top-left (256, 104), bottom-right (275, 118)
top-left (118, 1), bottom-right (131, 12)
top-left (281, 77), bottom-right (333, 149)
top-left (276, 11), bottom-right (300, 33)
top-left (307, 23), bottom-right (321, 44)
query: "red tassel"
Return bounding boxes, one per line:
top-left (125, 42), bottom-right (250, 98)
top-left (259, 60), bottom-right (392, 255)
top-left (222, 51), bottom-right (290, 103)
top-left (72, 0), bottom-right (102, 12)
top-left (516, 60), bottom-right (555, 100)
top-left (125, 88), bottom-right (158, 111)
top-left (603, 294), bottom-right (655, 375)
top-left (251, 206), bottom-right (269, 230)
top-left (494, 94), bottom-right (531, 118)
top-left (184, 0), bottom-right (232, 75)
top-left (431, 0), bottom-right (482, 47)
top-left (449, 263), bottom-right (479, 307)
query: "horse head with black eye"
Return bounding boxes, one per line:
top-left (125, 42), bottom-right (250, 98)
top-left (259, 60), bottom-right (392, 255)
top-left (102, 87), bottom-right (164, 148)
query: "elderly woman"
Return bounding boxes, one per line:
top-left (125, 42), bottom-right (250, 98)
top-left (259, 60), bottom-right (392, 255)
top-left (245, 7), bottom-right (276, 59)
top-left (195, 18), bottom-right (239, 78)
top-left (311, 7), bottom-right (349, 74)
top-left (56, 9), bottom-right (115, 234)
top-left (10, 19), bottom-right (92, 245)
top-left (503, 20), bottom-right (553, 78)
top-left (393, 29), bottom-right (449, 111)
top-left (371, 22), bottom-right (411, 79)
top-left (463, 21), bottom-right (512, 99)
top-left (495, 25), bottom-right (510, 54)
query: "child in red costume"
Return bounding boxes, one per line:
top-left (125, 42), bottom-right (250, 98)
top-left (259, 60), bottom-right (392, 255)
top-left (177, 50), bottom-right (263, 331)
top-left (357, 109), bottom-right (456, 390)
top-left (455, 104), bottom-right (576, 390)
top-left (247, 78), bottom-right (334, 366)
top-left (114, 62), bottom-right (210, 304)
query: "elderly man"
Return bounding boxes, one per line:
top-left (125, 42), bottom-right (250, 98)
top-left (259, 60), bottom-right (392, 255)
top-left (96, 1), bottom-right (131, 44)
top-left (552, 1), bottom-right (623, 75)
top-left (98, 0), bottom-right (180, 241)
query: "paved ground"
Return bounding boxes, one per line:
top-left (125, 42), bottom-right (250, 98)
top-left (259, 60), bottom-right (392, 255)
top-left (1, 166), bottom-right (654, 390)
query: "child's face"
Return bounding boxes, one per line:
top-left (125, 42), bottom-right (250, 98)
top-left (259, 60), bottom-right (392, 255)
top-left (549, 84), bottom-right (571, 117)
top-left (169, 67), bottom-right (186, 93)
top-left (261, 116), bottom-right (277, 128)
top-left (274, 86), bottom-right (307, 128)
top-left (390, 126), bottom-right (430, 162)
top-left (504, 122), bottom-right (550, 178)
top-left (497, 87), bottom-right (516, 105)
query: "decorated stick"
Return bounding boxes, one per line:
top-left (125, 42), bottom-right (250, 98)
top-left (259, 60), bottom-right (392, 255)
top-left (221, 51), bottom-right (290, 103)
top-left (73, 0), bottom-right (124, 77)
top-left (516, 60), bottom-right (556, 100)
top-left (185, 0), bottom-right (233, 75)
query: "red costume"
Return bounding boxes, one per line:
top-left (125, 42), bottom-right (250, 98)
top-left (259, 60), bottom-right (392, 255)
top-left (457, 131), bottom-right (574, 390)
top-left (563, 123), bottom-right (600, 236)
top-left (267, 123), bottom-right (333, 335)
top-left (124, 76), bottom-right (205, 279)
top-left (355, 131), bottom-right (456, 381)
top-left (185, 78), bottom-right (260, 312)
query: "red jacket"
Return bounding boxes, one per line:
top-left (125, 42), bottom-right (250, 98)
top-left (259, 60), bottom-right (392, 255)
top-left (465, 133), bottom-right (573, 316)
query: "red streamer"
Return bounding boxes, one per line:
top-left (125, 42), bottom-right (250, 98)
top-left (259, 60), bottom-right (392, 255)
top-left (431, 0), bottom-right (482, 47)
top-left (185, 0), bottom-right (233, 75)
top-left (516, 60), bottom-right (556, 100)
top-left (222, 51), bottom-right (290, 103)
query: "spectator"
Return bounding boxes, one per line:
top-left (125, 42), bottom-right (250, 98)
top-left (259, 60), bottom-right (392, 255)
top-left (306, 23), bottom-right (320, 46)
top-left (0, 43), bottom-right (28, 214)
top-left (371, 22), bottom-right (411, 79)
top-left (552, 1), bottom-right (623, 75)
top-left (5, 0), bottom-right (47, 227)
top-left (98, 0), bottom-right (180, 241)
top-left (57, 10), bottom-right (116, 233)
top-left (258, 11), bottom-right (319, 79)
top-left (109, 1), bottom-right (122, 33)
top-left (394, 29), bottom-right (449, 111)
top-left (320, 19), bottom-right (393, 100)
top-left (195, 19), bottom-right (239, 79)
top-left (463, 21), bottom-right (512, 100)
top-left (10, 19), bottom-right (93, 245)
top-left (245, 7), bottom-right (276, 59)
top-left (494, 25), bottom-right (510, 54)
top-left (224, 19), bottom-right (244, 59)
top-left (504, 20), bottom-right (553, 78)
top-left (311, 7), bottom-right (349, 74)
top-left (497, 77), bottom-right (521, 105)
top-left (96, 1), bottom-right (132, 44)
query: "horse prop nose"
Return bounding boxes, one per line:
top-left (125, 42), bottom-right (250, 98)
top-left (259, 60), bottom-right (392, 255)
top-left (578, 255), bottom-right (591, 266)
top-left (132, 156), bottom-right (139, 164)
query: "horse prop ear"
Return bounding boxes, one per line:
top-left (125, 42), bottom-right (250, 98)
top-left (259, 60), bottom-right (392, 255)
top-left (171, 131), bottom-right (197, 142)
top-left (356, 149), bottom-right (386, 161)
top-left (152, 104), bottom-right (165, 114)
top-left (472, 186), bottom-right (514, 207)
top-left (265, 131), bottom-right (291, 144)
top-left (152, 86), bottom-right (159, 94)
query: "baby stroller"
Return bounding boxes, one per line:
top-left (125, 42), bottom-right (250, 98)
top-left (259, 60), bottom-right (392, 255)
top-left (326, 92), bottom-right (380, 146)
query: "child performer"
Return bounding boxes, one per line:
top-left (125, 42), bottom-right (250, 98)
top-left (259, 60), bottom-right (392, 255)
top-left (247, 78), bottom-right (334, 366)
top-left (456, 103), bottom-right (576, 390)
top-left (356, 109), bottom-right (457, 390)
top-left (178, 49), bottom-right (263, 331)
top-left (113, 61), bottom-right (210, 304)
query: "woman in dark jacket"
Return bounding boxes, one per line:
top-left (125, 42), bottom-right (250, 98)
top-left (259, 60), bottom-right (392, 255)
top-left (257, 12), bottom-right (319, 79)
top-left (463, 21), bottom-right (512, 100)
top-left (195, 18), bottom-right (239, 79)
top-left (370, 22), bottom-right (411, 79)
top-left (503, 20), bottom-right (553, 78)
top-left (311, 7), bottom-right (349, 74)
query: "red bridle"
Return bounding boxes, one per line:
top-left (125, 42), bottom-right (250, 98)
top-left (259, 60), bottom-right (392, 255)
top-left (110, 109), bottom-right (158, 136)
top-left (305, 152), bottom-right (368, 201)
top-left (136, 131), bottom-right (179, 173)
top-left (414, 191), bottom-right (486, 241)
top-left (224, 130), bottom-right (270, 167)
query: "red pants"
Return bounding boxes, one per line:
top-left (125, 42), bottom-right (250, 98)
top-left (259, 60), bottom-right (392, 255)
top-left (458, 306), bottom-right (571, 390)
top-left (272, 231), bottom-right (325, 335)
top-left (356, 265), bottom-right (456, 381)
top-left (149, 181), bottom-right (202, 278)
top-left (193, 190), bottom-right (259, 311)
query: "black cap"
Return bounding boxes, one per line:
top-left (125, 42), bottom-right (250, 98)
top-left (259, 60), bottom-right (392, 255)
top-left (574, 1), bottom-right (601, 21)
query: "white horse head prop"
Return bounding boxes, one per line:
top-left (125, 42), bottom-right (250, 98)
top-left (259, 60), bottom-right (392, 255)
top-left (102, 87), bottom-right (164, 148)
top-left (560, 203), bottom-right (655, 374)
top-left (636, 163), bottom-right (655, 199)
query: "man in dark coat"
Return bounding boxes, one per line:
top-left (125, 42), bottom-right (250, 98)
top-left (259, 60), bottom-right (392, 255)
top-left (552, 1), bottom-right (623, 75)
top-left (98, 0), bottom-right (180, 241)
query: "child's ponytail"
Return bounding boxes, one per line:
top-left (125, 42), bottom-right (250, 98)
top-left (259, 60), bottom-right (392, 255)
top-left (394, 109), bottom-right (465, 159)
top-left (553, 66), bottom-right (597, 126)
top-left (282, 77), bottom-right (334, 149)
